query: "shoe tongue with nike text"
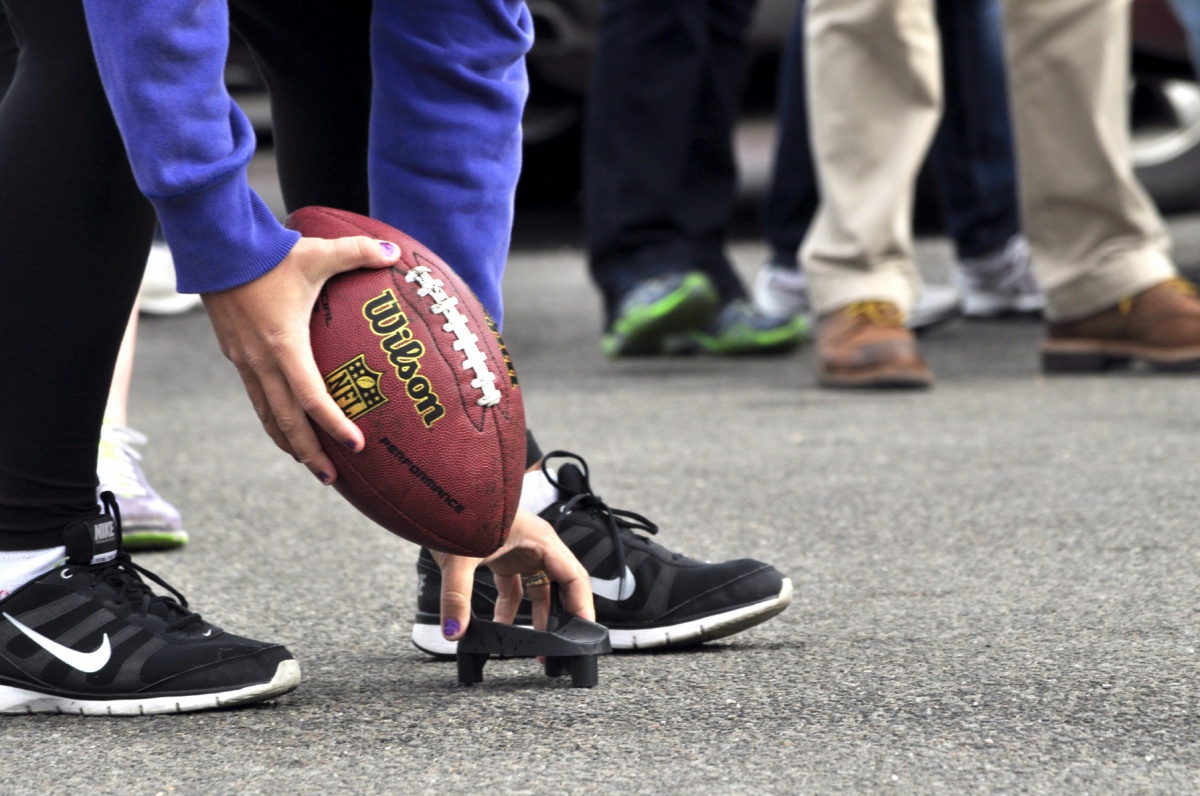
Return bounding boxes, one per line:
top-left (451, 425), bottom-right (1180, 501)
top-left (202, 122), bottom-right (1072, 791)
top-left (64, 510), bottom-right (120, 566)
top-left (547, 462), bottom-right (589, 507)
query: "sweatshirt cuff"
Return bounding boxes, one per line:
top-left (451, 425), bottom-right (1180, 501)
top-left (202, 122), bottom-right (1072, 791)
top-left (151, 170), bottom-right (301, 294)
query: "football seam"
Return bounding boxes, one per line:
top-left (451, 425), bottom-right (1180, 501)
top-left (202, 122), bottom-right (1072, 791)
top-left (405, 253), bottom-right (502, 407)
top-left (388, 269), bottom-right (491, 436)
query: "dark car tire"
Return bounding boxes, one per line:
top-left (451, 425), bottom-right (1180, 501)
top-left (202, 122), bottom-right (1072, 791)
top-left (1131, 73), bottom-right (1200, 213)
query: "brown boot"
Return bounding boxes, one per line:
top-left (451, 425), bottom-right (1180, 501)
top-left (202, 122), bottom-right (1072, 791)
top-left (817, 301), bottom-right (932, 388)
top-left (1042, 278), bottom-right (1200, 372)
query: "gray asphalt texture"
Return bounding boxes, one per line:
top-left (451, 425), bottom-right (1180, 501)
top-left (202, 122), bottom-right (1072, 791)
top-left (5, 197), bottom-right (1200, 793)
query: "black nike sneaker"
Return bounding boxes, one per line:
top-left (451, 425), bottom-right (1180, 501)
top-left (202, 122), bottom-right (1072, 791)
top-left (411, 452), bottom-right (793, 656)
top-left (0, 493), bottom-right (300, 715)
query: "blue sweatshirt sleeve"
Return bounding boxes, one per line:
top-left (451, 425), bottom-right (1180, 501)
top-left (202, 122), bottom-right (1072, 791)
top-left (82, 0), bottom-right (299, 294)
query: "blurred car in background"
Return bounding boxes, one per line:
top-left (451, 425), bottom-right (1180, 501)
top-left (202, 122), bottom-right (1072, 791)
top-left (1131, 0), bottom-right (1200, 212)
top-left (523, 0), bottom-right (1200, 212)
top-left (230, 1), bottom-right (1200, 214)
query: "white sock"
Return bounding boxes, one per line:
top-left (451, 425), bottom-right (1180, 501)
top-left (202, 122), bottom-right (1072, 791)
top-left (0, 546), bottom-right (67, 602)
top-left (519, 467), bottom-right (560, 515)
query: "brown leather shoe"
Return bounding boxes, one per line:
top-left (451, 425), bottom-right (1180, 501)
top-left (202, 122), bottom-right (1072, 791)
top-left (1042, 278), bottom-right (1200, 372)
top-left (817, 301), bottom-right (933, 388)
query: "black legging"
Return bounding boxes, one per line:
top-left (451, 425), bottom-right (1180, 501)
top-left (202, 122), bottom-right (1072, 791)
top-left (0, 0), bottom-right (156, 546)
top-left (0, 0), bottom-right (540, 546)
top-left (227, 0), bottom-right (373, 215)
top-left (0, 0), bottom-right (379, 545)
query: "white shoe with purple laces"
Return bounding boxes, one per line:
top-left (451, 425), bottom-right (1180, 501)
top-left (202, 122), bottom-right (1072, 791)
top-left (97, 425), bottom-right (188, 550)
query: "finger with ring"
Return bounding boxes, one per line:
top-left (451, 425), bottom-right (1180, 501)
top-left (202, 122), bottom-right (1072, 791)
top-left (521, 572), bottom-right (551, 589)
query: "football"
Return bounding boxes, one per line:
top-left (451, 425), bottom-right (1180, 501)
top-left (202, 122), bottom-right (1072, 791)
top-left (287, 206), bottom-right (525, 557)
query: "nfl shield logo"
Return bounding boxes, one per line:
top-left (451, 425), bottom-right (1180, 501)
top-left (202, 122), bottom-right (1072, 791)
top-left (325, 354), bottom-right (389, 421)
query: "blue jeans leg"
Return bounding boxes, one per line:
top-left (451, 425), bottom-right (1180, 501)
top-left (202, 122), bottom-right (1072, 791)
top-left (929, 0), bottom-right (1020, 259)
top-left (761, 1), bottom-right (816, 269)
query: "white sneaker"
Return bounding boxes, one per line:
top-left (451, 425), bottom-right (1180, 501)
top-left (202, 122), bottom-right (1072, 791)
top-left (955, 236), bottom-right (1045, 318)
top-left (139, 241), bottom-right (202, 316)
top-left (756, 262), bottom-right (959, 332)
top-left (97, 424), bottom-right (188, 550)
top-left (753, 263), bottom-right (810, 320)
top-left (907, 284), bottom-right (962, 332)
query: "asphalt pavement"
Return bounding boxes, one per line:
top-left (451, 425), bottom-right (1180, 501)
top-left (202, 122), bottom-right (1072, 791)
top-left (4, 184), bottom-right (1200, 794)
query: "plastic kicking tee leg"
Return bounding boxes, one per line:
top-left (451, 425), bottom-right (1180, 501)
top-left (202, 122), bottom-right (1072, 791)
top-left (455, 586), bottom-right (611, 688)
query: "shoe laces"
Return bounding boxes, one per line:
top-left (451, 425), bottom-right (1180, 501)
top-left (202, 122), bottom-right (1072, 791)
top-left (541, 452), bottom-right (673, 590)
top-left (1117, 277), bottom-right (1198, 316)
top-left (1166, 277), bottom-right (1199, 299)
top-left (712, 299), bottom-right (793, 333)
top-left (97, 425), bottom-right (150, 498)
top-left (846, 300), bottom-right (905, 327)
top-left (70, 496), bottom-right (201, 633)
top-left (71, 554), bottom-right (202, 632)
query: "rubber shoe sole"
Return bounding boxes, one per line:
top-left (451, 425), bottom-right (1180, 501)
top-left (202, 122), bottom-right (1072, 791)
top-left (609, 577), bottom-right (793, 649)
top-left (0, 659), bottom-right (301, 716)
top-left (412, 622), bottom-right (535, 658)
top-left (603, 273), bottom-right (719, 357)
top-left (1042, 340), bottom-right (1200, 373)
top-left (819, 364), bottom-right (932, 389)
top-left (122, 528), bottom-right (190, 551)
top-left (411, 578), bottom-right (793, 657)
top-left (687, 318), bottom-right (810, 356)
top-left (962, 292), bottom-right (1045, 319)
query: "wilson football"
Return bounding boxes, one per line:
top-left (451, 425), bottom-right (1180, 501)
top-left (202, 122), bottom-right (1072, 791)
top-left (287, 206), bottom-right (525, 557)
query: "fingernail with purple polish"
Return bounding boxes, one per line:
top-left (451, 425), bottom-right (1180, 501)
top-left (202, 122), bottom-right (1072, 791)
top-left (443, 618), bottom-right (461, 638)
top-left (379, 241), bottom-right (398, 257)
top-left (316, 471), bottom-right (331, 485)
top-left (345, 439), bottom-right (359, 452)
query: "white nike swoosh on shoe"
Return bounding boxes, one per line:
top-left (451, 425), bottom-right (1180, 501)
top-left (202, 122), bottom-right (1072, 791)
top-left (590, 567), bottom-right (636, 601)
top-left (4, 613), bottom-right (112, 673)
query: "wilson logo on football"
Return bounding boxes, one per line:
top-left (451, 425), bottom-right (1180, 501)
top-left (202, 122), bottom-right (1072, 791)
top-left (362, 288), bottom-right (446, 427)
top-left (325, 354), bottom-right (389, 421)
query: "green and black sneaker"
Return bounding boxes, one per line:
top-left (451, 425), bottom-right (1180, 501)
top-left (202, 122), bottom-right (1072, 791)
top-left (603, 272), bottom-right (719, 357)
top-left (666, 299), bottom-right (810, 355)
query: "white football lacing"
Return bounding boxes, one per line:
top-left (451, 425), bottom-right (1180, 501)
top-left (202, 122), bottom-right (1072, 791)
top-left (404, 265), bottom-right (502, 407)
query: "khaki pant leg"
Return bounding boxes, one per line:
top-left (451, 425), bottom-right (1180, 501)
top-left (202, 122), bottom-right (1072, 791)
top-left (1001, 0), bottom-right (1175, 322)
top-left (802, 0), bottom-right (940, 317)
